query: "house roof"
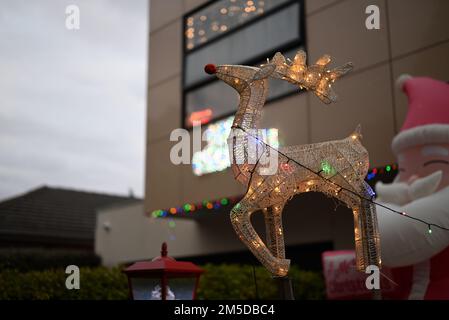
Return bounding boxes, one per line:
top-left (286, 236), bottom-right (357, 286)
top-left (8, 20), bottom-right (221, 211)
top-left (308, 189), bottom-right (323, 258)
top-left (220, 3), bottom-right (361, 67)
top-left (0, 186), bottom-right (140, 246)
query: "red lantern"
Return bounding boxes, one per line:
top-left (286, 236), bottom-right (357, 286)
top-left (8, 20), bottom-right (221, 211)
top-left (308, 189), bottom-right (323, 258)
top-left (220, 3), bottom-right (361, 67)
top-left (122, 243), bottom-right (204, 300)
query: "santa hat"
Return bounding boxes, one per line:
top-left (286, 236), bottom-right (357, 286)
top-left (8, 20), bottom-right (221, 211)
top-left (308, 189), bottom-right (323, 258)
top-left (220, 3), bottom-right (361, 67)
top-left (391, 75), bottom-right (449, 155)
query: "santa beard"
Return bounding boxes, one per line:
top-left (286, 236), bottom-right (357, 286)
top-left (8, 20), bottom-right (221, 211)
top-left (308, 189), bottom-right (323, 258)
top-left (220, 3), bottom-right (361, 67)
top-left (376, 170), bottom-right (442, 205)
top-left (375, 170), bottom-right (449, 267)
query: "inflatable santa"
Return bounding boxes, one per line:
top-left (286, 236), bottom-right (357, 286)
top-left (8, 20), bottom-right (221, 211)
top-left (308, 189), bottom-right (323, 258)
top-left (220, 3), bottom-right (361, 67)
top-left (376, 75), bottom-right (449, 299)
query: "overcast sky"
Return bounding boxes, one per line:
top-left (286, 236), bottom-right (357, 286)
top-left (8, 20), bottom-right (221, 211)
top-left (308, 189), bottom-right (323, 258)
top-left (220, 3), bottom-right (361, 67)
top-left (0, 0), bottom-right (148, 200)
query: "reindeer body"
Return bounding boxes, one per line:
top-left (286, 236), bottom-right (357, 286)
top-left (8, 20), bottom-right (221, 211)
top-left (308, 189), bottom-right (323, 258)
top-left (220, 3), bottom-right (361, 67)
top-left (206, 53), bottom-right (381, 277)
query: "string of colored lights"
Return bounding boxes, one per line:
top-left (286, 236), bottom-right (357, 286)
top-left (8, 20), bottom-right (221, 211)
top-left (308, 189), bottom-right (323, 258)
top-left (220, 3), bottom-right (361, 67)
top-left (149, 163), bottom-right (396, 218)
top-left (236, 125), bottom-right (449, 234)
top-left (150, 196), bottom-right (241, 218)
top-left (366, 164), bottom-right (396, 180)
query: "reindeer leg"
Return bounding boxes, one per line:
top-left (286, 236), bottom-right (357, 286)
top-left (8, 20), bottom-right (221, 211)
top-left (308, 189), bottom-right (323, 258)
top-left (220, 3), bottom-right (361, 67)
top-left (263, 204), bottom-right (286, 259)
top-left (352, 182), bottom-right (382, 299)
top-left (263, 204), bottom-right (295, 300)
top-left (231, 198), bottom-right (290, 277)
top-left (352, 182), bottom-right (381, 272)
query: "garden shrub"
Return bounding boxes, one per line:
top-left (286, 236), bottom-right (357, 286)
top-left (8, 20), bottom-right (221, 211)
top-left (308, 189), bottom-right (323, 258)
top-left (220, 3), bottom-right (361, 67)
top-left (0, 264), bottom-right (324, 300)
top-left (0, 267), bottom-right (128, 300)
top-left (197, 264), bottom-right (325, 300)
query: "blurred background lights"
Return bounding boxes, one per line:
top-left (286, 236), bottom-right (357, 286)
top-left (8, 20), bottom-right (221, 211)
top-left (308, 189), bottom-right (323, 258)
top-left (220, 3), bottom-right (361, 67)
top-left (191, 116), bottom-right (279, 176)
top-left (185, 0), bottom-right (286, 50)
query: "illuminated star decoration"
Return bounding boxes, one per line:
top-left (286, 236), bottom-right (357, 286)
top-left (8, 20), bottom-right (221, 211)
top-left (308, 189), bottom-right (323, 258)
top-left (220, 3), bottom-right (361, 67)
top-left (267, 50), bottom-right (353, 103)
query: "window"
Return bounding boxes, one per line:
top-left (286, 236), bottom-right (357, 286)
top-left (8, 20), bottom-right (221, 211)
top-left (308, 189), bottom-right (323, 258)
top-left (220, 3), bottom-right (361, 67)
top-left (182, 0), bottom-right (306, 128)
top-left (191, 115), bottom-right (279, 176)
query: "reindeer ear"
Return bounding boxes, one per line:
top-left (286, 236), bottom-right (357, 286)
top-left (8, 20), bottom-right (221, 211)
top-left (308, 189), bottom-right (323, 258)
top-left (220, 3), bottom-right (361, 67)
top-left (293, 50), bottom-right (307, 66)
top-left (271, 52), bottom-right (286, 66)
top-left (253, 64), bottom-right (276, 80)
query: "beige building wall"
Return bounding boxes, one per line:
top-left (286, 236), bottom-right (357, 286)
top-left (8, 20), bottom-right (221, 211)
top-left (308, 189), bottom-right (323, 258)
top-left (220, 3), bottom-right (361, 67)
top-left (95, 202), bottom-right (199, 266)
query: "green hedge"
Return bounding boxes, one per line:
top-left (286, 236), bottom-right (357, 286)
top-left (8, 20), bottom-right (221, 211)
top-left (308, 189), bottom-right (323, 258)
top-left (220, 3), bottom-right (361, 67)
top-left (197, 264), bottom-right (325, 300)
top-left (0, 248), bottom-right (100, 272)
top-left (0, 264), bottom-right (324, 300)
top-left (0, 267), bottom-right (128, 300)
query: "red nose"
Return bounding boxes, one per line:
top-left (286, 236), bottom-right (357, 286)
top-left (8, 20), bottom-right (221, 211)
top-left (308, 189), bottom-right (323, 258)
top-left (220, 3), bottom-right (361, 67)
top-left (204, 64), bottom-right (217, 75)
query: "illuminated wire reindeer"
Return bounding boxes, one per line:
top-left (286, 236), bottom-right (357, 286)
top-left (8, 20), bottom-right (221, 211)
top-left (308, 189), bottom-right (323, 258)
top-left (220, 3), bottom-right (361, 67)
top-left (204, 50), bottom-right (381, 278)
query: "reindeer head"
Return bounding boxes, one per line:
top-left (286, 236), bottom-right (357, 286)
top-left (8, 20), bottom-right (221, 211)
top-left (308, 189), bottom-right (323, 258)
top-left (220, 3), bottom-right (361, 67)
top-left (204, 63), bottom-right (275, 93)
top-left (205, 50), bottom-right (353, 104)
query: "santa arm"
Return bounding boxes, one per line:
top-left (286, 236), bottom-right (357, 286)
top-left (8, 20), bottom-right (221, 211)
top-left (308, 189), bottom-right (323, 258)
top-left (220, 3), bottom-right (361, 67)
top-left (377, 186), bottom-right (449, 267)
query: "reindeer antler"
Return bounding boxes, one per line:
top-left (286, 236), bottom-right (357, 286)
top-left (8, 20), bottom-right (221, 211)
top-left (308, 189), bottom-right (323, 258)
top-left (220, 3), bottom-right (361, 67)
top-left (267, 50), bottom-right (353, 104)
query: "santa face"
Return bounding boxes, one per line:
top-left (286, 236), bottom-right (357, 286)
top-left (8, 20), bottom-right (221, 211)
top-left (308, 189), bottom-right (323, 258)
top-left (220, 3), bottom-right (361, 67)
top-left (376, 142), bottom-right (449, 269)
top-left (397, 143), bottom-right (449, 190)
